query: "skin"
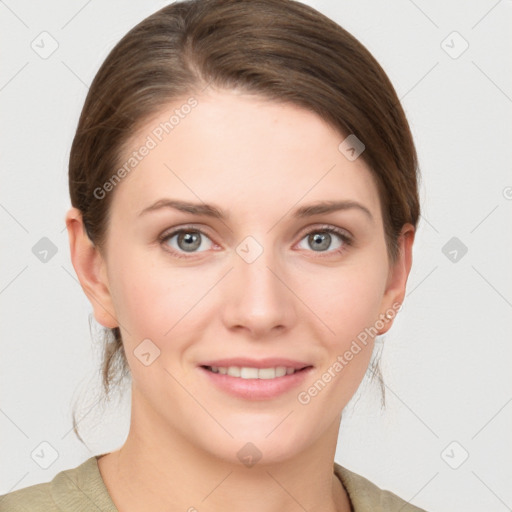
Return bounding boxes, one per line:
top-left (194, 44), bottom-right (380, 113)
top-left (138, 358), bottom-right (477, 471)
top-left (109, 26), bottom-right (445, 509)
top-left (66, 88), bottom-right (414, 512)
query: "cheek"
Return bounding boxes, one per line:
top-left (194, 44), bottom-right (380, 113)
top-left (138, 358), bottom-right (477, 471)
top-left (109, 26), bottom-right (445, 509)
top-left (300, 262), bottom-right (388, 341)
top-left (108, 251), bottom-right (217, 348)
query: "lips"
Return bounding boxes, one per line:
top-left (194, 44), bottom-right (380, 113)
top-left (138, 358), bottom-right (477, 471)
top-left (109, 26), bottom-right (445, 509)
top-left (197, 357), bottom-right (314, 400)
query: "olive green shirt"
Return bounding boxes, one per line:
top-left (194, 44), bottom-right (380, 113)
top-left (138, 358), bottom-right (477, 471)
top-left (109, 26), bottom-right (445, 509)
top-left (0, 455), bottom-right (428, 511)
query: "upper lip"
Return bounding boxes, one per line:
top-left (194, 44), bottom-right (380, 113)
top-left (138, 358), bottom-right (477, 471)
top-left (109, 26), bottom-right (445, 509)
top-left (199, 358), bottom-right (313, 370)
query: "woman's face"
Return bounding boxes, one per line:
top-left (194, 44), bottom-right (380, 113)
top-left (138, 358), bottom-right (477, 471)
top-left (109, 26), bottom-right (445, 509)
top-left (72, 89), bottom-right (412, 465)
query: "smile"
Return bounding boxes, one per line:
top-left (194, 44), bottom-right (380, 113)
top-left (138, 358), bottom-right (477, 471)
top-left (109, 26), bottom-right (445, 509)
top-left (203, 365), bottom-right (304, 379)
top-left (199, 365), bottom-right (313, 400)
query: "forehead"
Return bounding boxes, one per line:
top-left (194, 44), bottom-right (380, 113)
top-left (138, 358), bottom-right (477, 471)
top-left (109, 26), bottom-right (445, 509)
top-left (109, 89), bottom-right (382, 222)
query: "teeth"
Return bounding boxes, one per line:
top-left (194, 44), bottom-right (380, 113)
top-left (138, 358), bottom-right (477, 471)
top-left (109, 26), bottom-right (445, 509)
top-left (241, 367), bottom-right (259, 379)
top-left (258, 368), bottom-right (277, 379)
top-left (207, 366), bottom-right (299, 379)
top-left (227, 366), bottom-right (240, 377)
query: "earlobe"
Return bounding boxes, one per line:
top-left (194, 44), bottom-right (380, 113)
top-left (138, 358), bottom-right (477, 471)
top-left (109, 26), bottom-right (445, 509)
top-left (377, 224), bottom-right (415, 335)
top-left (65, 207), bottom-right (119, 329)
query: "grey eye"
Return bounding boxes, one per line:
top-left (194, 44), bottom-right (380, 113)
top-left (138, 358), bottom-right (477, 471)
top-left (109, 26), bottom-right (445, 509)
top-left (163, 230), bottom-right (214, 253)
top-left (177, 232), bottom-right (202, 252)
top-left (298, 230), bottom-right (344, 252)
top-left (308, 232), bottom-right (331, 251)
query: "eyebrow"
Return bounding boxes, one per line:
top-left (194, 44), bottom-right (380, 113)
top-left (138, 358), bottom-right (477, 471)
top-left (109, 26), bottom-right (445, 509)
top-left (137, 198), bottom-right (373, 221)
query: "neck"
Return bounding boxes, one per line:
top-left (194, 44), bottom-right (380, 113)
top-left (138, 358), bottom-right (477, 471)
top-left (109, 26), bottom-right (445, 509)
top-left (97, 389), bottom-right (351, 512)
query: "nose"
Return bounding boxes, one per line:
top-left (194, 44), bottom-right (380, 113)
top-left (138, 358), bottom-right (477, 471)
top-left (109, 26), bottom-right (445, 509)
top-left (220, 242), bottom-right (297, 339)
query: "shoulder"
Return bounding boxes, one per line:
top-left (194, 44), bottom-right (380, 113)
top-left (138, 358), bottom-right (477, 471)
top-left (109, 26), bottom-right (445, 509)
top-left (0, 479), bottom-right (55, 512)
top-left (0, 455), bottom-right (117, 512)
top-left (334, 462), bottom-right (429, 512)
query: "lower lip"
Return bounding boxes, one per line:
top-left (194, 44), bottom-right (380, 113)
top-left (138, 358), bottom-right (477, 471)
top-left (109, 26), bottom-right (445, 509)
top-left (198, 366), bottom-right (313, 400)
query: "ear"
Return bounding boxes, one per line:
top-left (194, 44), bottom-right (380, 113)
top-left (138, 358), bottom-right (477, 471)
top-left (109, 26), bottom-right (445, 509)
top-left (65, 207), bottom-right (118, 329)
top-left (377, 223), bottom-right (415, 335)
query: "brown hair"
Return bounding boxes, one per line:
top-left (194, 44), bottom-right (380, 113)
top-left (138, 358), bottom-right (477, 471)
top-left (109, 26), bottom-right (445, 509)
top-left (69, 0), bottom-right (419, 441)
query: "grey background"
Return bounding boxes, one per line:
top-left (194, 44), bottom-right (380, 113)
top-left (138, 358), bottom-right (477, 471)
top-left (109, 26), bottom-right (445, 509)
top-left (1, 1), bottom-right (511, 510)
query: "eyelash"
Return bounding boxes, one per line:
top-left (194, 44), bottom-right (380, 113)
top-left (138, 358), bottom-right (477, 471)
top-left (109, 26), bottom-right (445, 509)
top-left (158, 224), bottom-right (353, 259)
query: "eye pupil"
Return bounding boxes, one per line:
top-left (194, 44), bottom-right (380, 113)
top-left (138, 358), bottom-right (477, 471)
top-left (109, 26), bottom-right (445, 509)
top-left (178, 232), bottom-right (201, 252)
top-left (309, 232), bottom-right (331, 251)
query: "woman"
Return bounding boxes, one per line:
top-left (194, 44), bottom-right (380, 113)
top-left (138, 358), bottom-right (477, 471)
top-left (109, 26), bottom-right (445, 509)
top-left (0, 0), bottom-right (427, 510)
